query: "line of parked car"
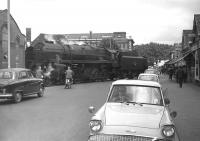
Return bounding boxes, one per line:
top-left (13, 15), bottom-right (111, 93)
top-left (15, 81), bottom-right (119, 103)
top-left (88, 67), bottom-right (180, 141)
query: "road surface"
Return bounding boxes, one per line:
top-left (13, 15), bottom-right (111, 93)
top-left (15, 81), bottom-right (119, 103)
top-left (0, 76), bottom-right (200, 141)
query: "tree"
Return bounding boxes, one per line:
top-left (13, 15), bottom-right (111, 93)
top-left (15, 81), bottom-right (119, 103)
top-left (134, 42), bottom-right (174, 65)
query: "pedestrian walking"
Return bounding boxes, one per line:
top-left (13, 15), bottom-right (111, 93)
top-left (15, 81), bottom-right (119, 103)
top-left (177, 66), bottom-right (184, 88)
top-left (168, 68), bottom-right (173, 80)
top-left (35, 66), bottom-right (43, 79)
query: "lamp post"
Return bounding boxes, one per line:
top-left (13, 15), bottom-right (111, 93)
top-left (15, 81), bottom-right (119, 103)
top-left (7, 0), bottom-right (11, 68)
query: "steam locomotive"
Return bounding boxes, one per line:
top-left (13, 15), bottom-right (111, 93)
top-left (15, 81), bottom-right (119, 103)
top-left (25, 41), bottom-right (147, 84)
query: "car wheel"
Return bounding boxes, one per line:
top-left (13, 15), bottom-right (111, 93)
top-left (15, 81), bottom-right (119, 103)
top-left (38, 86), bottom-right (44, 97)
top-left (13, 92), bottom-right (22, 103)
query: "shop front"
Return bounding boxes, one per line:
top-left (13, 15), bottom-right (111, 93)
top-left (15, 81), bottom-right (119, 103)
top-left (194, 48), bottom-right (200, 82)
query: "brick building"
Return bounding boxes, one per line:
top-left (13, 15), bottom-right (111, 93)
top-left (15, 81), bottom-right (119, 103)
top-left (0, 9), bottom-right (26, 69)
top-left (31, 31), bottom-right (134, 52)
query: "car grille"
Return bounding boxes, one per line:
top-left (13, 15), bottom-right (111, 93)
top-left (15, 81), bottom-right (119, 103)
top-left (89, 134), bottom-right (153, 141)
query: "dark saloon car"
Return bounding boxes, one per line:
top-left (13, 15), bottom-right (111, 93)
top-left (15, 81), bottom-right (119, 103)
top-left (0, 68), bottom-right (45, 103)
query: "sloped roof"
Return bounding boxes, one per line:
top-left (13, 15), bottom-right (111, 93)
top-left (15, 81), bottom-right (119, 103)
top-left (31, 32), bottom-right (133, 50)
top-left (182, 30), bottom-right (194, 44)
top-left (194, 14), bottom-right (200, 35)
top-left (42, 42), bottom-right (63, 51)
top-left (182, 30), bottom-right (193, 35)
top-left (0, 9), bottom-right (25, 37)
top-left (31, 34), bottom-right (107, 53)
top-left (31, 34), bottom-right (46, 46)
top-left (31, 33), bottom-right (114, 47)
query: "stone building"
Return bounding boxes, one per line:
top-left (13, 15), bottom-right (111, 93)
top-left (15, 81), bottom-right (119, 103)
top-left (0, 9), bottom-right (26, 69)
top-left (166, 14), bottom-right (200, 83)
top-left (181, 14), bottom-right (200, 82)
top-left (191, 14), bottom-right (200, 82)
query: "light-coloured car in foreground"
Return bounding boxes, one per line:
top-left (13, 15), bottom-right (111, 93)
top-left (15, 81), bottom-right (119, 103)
top-left (138, 73), bottom-right (160, 83)
top-left (88, 80), bottom-right (179, 141)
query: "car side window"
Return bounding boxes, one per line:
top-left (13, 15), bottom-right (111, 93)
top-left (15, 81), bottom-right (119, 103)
top-left (19, 71), bottom-right (28, 79)
top-left (0, 71), bottom-right (13, 79)
top-left (27, 71), bottom-right (34, 78)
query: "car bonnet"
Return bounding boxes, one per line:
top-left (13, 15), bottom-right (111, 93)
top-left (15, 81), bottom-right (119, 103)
top-left (0, 79), bottom-right (15, 86)
top-left (105, 103), bottom-right (164, 129)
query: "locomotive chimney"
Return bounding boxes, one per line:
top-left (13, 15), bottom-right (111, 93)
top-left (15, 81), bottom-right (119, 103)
top-left (89, 31), bottom-right (92, 39)
top-left (89, 31), bottom-right (92, 46)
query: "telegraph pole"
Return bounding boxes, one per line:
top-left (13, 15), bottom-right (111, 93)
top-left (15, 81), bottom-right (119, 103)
top-left (7, 0), bottom-right (11, 68)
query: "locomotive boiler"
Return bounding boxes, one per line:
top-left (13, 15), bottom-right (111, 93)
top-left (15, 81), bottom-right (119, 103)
top-left (25, 40), bottom-right (147, 84)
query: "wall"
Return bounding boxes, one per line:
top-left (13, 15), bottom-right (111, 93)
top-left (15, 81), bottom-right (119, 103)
top-left (0, 10), bottom-right (25, 69)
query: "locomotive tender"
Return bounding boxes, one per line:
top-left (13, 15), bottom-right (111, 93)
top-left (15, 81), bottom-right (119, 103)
top-left (25, 37), bottom-right (147, 84)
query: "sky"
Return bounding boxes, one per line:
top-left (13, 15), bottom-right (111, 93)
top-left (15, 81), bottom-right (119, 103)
top-left (0, 0), bottom-right (200, 45)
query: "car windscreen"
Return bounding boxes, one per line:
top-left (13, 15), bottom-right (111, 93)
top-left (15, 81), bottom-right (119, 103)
top-left (138, 75), bottom-right (158, 82)
top-left (0, 71), bottom-right (13, 79)
top-left (108, 85), bottom-right (163, 105)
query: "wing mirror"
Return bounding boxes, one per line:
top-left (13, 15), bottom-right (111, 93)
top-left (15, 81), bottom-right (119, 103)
top-left (164, 98), bottom-right (170, 105)
top-left (170, 111), bottom-right (177, 118)
top-left (88, 106), bottom-right (95, 113)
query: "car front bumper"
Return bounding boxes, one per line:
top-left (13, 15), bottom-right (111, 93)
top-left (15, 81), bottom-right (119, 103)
top-left (88, 134), bottom-right (154, 141)
top-left (88, 134), bottom-right (177, 141)
top-left (0, 93), bottom-right (13, 98)
top-left (88, 125), bottom-right (179, 141)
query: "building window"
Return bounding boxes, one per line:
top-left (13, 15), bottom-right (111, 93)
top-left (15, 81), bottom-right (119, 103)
top-left (121, 44), bottom-right (123, 50)
top-left (125, 44), bottom-right (128, 50)
top-left (1, 26), bottom-right (8, 60)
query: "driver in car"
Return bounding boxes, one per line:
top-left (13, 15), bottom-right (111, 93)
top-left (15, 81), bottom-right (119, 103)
top-left (111, 86), bottom-right (131, 102)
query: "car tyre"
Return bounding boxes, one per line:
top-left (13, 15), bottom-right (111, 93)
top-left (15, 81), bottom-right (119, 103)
top-left (38, 85), bottom-right (44, 97)
top-left (13, 92), bottom-right (22, 103)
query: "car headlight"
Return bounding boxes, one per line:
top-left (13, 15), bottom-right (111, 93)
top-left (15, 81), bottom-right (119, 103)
top-left (162, 125), bottom-right (175, 137)
top-left (89, 120), bottom-right (102, 133)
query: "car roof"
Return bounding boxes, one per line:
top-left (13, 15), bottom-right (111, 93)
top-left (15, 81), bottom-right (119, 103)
top-left (112, 79), bottom-right (161, 87)
top-left (139, 73), bottom-right (158, 77)
top-left (145, 68), bottom-right (157, 71)
top-left (0, 68), bottom-right (30, 72)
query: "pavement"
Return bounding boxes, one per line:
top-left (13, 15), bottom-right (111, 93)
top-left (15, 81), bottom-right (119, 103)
top-left (161, 74), bottom-right (200, 141)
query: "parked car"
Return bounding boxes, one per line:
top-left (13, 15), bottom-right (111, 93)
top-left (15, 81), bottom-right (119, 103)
top-left (0, 68), bottom-right (45, 103)
top-left (144, 68), bottom-right (160, 75)
top-left (138, 73), bottom-right (160, 83)
top-left (88, 80), bottom-right (179, 141)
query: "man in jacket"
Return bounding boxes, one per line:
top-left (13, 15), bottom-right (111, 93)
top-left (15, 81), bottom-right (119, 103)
top-left (177, 66), bottom-right (184, 88)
